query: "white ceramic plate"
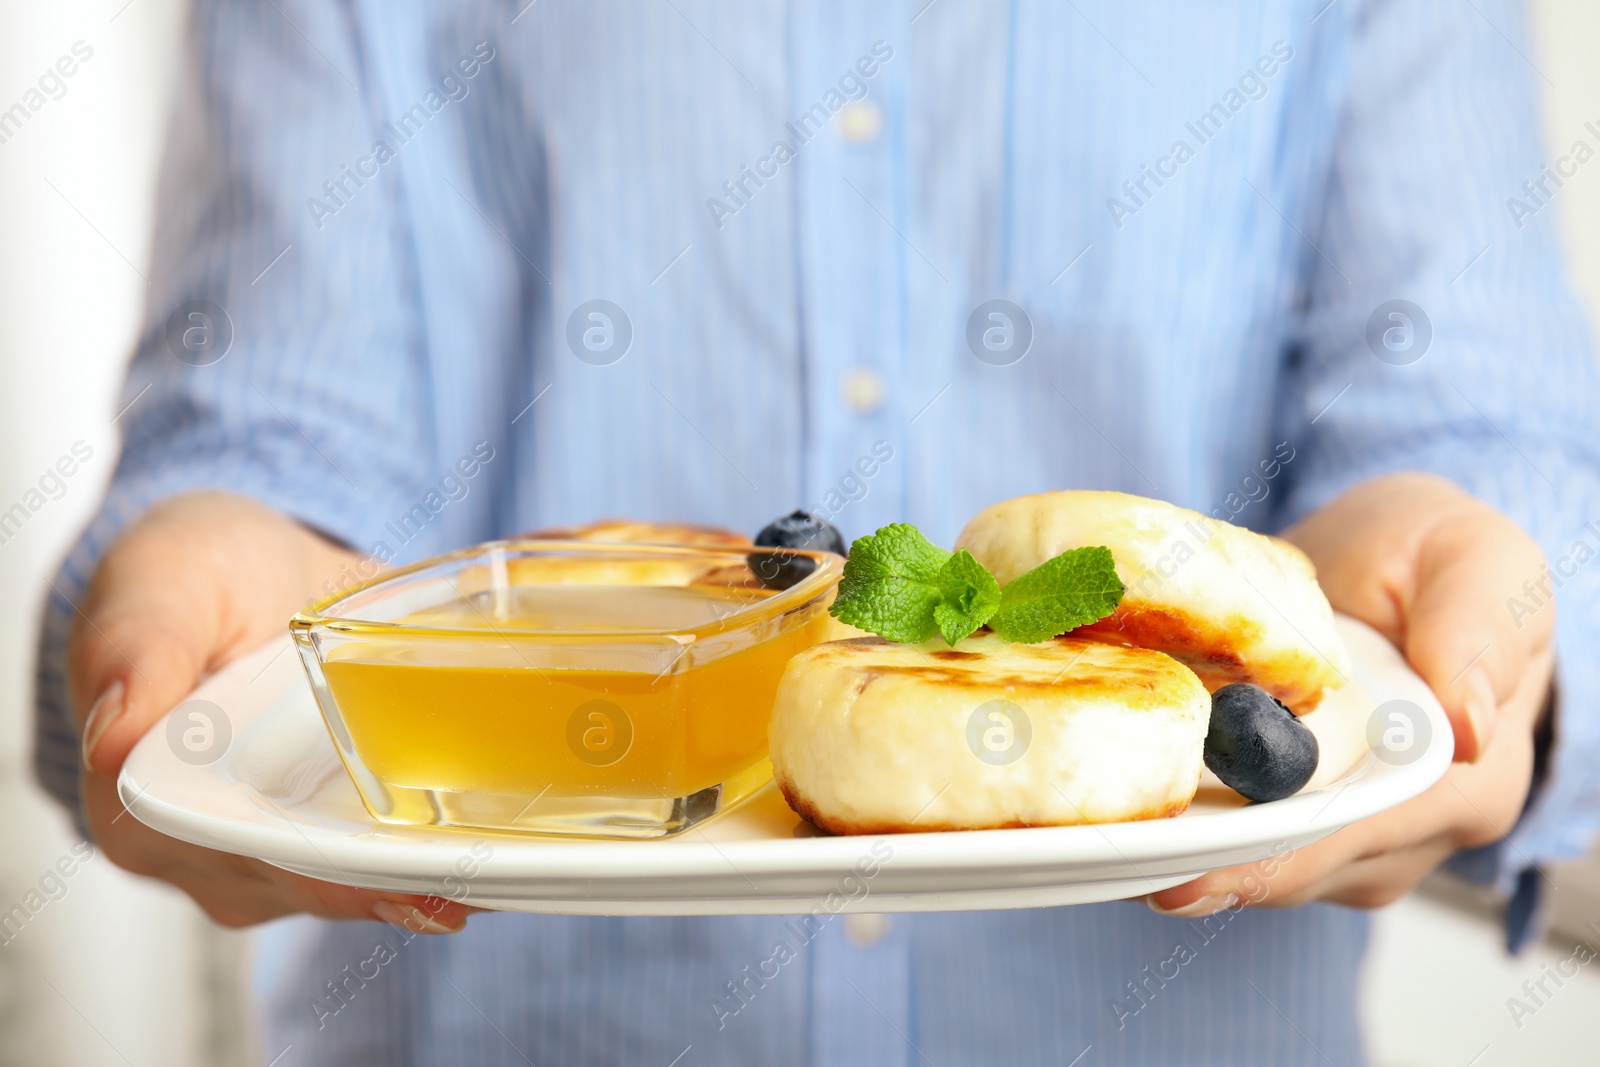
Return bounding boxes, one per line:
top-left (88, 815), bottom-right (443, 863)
top-left (120, 615), bottom-right (1451, 916)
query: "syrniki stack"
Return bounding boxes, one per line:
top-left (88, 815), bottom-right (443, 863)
top-left (768, 489), bottom-right (1360, 834)
top-left (769, 633), bottom-right (1211, 834)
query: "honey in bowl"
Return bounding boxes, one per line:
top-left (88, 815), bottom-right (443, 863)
top-left (321, 586), bottom-right (827, 797)
top-left (291, 542), bottom-right (841, 838)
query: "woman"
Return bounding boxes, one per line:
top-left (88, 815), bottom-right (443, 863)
top-left (42, 1), bottom-right (1597, 1062)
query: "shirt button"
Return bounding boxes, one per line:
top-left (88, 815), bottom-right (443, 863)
top-left (845, 913), bottom-right (890, 946)
top-left (836, 101), bottom-right (883, 145)
top-left (840, 367), bottom-right (886, 414)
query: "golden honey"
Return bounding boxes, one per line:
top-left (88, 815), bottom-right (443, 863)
top-left (320, 584), bottom-right (829, 799)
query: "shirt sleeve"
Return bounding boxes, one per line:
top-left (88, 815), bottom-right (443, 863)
top-left (33, 0), bottom-right (434, 819)
top-left (1272, 0), bottom-right (1600, 938)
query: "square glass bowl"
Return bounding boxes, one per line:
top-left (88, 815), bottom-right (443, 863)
top-left (290, 540), bottom-right (842, 838)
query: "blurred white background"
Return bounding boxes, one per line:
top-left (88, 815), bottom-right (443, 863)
top-left (0, 2), bottom-right (1597, 1064)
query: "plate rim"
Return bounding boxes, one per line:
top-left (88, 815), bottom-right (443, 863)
top-left (119, 614), bottom-right (1454, 901)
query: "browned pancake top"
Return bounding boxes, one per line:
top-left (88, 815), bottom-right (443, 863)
top-left (788, 633), bottom-right (1204, 712)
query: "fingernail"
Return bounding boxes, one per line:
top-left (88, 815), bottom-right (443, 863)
top-left (82, 679), bottom-right (125, 772)
top-left (1463, 668), bottom-right (1497, 761)
top-left (371, 900), bottom-right (465, 934)
top-left (1147, 893), bottom-right (1241, 918)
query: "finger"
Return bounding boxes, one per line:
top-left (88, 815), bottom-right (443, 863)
top-left (1402, 502), bottom-right (1552, 762)
top-left (86, 774), bottom-right (474, 933)
top-left (1312, 841), bottom-right (1457, 909)
top-left (177, 860), bottom-right (477, 932)
top-left (210, 858), bottom-right (478, 932)
top-left (1148, 777), bottom-right (1465, 914)
top-left (1146, 835), bottom-right (1337, 916)
top-left (1146, 832), bottom-right (1416, 915)
top-left (276, 869), bottom-right (478, 933)
top-left (173, 849), bottom-right (477, 932)
top-left (1149, 725), bottom-right (1534, 916)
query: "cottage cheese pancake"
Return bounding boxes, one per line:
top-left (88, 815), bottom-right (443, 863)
top-left (509, 519), bottom-right (755, 588)
top-left (955, 491), bottom-right (1350, 712)
top-left (523, 518), bottom-right (751, 547)
top-left (769, 633), bottom-right (1210, 834)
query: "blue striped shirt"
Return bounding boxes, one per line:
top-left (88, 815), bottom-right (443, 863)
top-left (35, 1), bottom-right (1600, 1063)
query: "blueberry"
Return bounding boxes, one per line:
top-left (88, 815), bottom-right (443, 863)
top-left (749, 511), bottom-right (847, 590)
top-left (1203, 683), bottom-right (1319, 803)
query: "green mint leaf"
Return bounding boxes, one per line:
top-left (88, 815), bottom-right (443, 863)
top-left (932, 550), bottom-right (1001, 645)
top-left (988, 545), bottom-right (1125, 644)
top-left (829, 524), bottom-right (953, 643)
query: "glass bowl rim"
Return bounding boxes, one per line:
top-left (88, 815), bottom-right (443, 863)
top-left (289, 538), bottom-right (844, 639)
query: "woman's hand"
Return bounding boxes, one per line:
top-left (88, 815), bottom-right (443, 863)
top-left (70, 490), bottom-right (472, 933)
top-left (1149, 472), bottom-right (1554, 914)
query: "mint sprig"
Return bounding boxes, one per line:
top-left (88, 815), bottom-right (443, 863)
top-left (829, 524), bottom-right (1124, 646)
top-left (987, 545), bottom-right (1125, 643)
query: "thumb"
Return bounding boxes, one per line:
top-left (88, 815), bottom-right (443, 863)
top-left (73, 558), bottom-right (219, 779)
top-left (1400, 510), bottom-right (1553, 764)
top-left (70, 491), bottom-right (358, 779)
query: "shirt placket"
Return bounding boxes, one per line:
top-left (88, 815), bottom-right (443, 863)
top-left (791, 4), bottom-right (916, 1063)
top-left (792, 0), bottom-right (910, 544)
